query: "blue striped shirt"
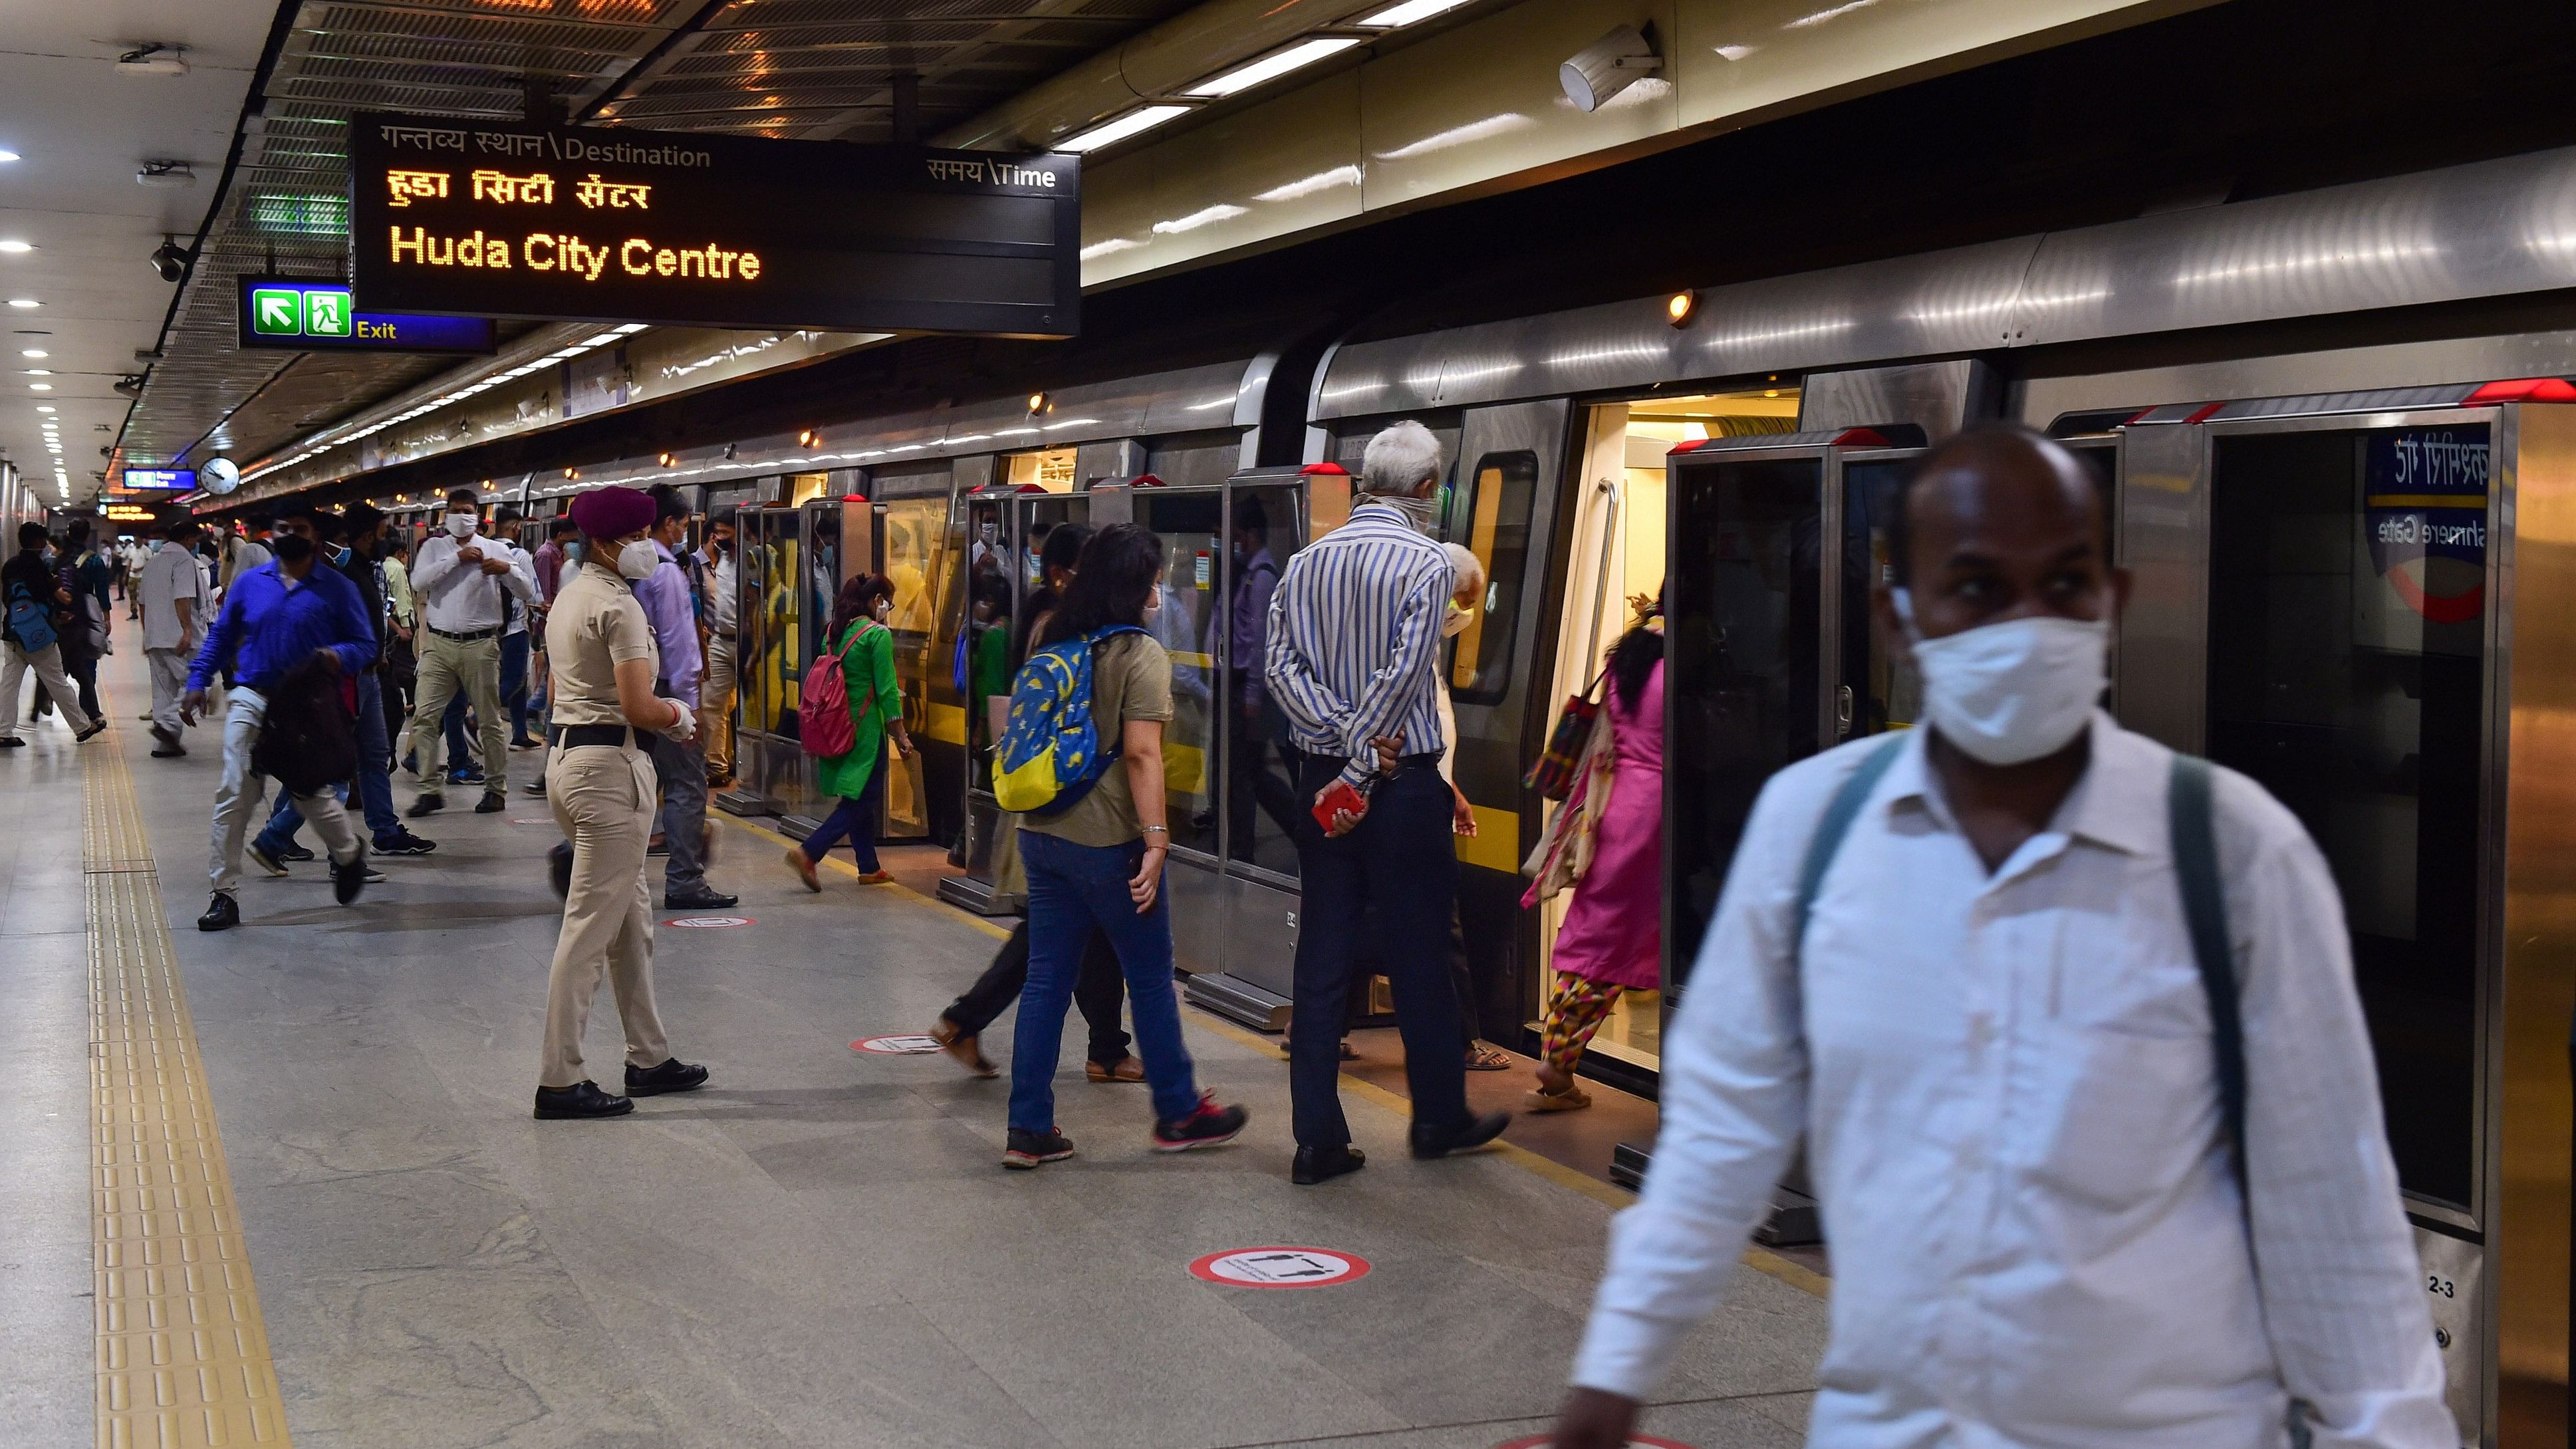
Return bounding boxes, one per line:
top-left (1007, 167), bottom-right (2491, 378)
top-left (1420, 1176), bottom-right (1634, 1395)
top-left (1263, 501), bottom-right (1454, 788)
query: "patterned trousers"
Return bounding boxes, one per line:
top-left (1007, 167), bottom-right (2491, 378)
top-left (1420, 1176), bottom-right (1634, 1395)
top-left (1538, 974), bottom-right (1624, 1075)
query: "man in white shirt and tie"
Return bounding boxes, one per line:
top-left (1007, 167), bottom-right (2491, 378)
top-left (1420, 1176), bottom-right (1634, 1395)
top-left (406, 487), bottom-right (537, 815)
top-left (1551, 426), bottom-right (2451, 1449)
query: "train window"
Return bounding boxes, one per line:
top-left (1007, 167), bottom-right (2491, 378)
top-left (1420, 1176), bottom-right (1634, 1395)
top-left (1448, 450), bottom-right (1537, 705)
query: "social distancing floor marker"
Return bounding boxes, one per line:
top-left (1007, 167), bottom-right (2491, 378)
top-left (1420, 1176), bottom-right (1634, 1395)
top-left (852, 1033), bottom-right (942, 1055)
top-left (1189, 1247), bottom-right (1370, 1288)
top-left (1490, 1436), bottom-right (1699, 1449)
top-left (664, 914), bottom-right (754, 929)
top-left (86, 716), bottom-right (297, 1446)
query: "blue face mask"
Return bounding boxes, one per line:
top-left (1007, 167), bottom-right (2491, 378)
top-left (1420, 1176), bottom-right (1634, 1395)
top-left (331, 545), bottom-right (352, 566)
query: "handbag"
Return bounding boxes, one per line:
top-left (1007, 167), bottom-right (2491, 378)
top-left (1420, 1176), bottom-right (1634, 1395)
top-left (1523, 666), bottom-right (1608, 799)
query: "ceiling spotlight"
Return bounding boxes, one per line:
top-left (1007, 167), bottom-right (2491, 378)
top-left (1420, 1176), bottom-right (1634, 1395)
top-left (563, 467), bottom-right (577, 479)
top-left (797, 429), bottom-right (817, 447)
top-left (148, 238), bottom-right (192, 283)
top-left (657, 452), bottom-right (676, 467)
top-left (1560, 23), bottom-right (1662, 112)
top-left (0, 241), bottom-right (30, 255)
top-left (1027, 392), bottom-right (1049, 415)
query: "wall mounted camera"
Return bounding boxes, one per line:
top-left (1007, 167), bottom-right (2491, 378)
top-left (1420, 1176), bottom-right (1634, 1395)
top-left (148, 237), bottom-right (192, 283)
top-left (1559, 23), bottom-right (1662, 112)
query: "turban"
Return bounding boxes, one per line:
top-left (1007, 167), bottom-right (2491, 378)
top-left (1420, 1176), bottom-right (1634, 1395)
top-left (569, 486), bottom-right (654, 539)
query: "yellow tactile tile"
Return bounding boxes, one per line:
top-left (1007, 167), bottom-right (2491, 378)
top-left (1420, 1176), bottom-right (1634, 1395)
top-left (84, 737), bottom-right (295, 1448)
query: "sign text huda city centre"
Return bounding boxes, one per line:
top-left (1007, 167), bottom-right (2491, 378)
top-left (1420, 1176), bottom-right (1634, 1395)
top-left (350, 113), bottom-right (1079, 337)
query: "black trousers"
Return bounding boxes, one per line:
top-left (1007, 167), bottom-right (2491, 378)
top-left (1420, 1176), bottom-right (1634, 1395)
top-left (1286, 749), bottom-right (1470, 1149)
top-left (945, 918), bottom-right (1132, 1067)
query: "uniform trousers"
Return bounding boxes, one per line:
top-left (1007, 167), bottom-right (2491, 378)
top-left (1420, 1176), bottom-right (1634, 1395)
top-left (1, 640), bottom-right (94, 739)
top-left (146, 646), bottom-right (191, 737)
top-left (539, 742), bottom-right (672, 1089)
top-left (207, 688), bottom-right (361, 895)
top-left (409, 629), bottom-right (505, 793)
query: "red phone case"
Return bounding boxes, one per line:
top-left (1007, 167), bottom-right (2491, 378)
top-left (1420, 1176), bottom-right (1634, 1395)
top-left (1311, 779), bottom-right (1368, 832)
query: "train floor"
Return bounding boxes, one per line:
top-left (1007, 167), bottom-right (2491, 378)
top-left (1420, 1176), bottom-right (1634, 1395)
top-left (3, 650), bottom-right (1827, 1449)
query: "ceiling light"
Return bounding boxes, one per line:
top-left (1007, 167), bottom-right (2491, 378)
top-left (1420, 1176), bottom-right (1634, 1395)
top-left (6, 299), bottom-right (37, 309)
top-left (23, 369), bottom-right (49, 376)
top-left (20, 349), bottom-right (44, 358)
top-left (0, 152), bottom-right (17, 164)
top-left (1057, 105), bottom-right (1191, 154)
top-left (28, 382), bottom-right (49, 390)
top-left (35, 404), bottom-right (52, 412)
top-left (1186, 37), bottom-right (1361, 98)
top-left (136, 160), bottom-right (195, 188)
top-left (0, 241), bottom-right (31, 254)
top-left (797, 429), bottom-right (818, 447)
top-left (1357, 0), bottom-right (1476, 25)
top-left (1666, 291), bottom-right (1698, 327)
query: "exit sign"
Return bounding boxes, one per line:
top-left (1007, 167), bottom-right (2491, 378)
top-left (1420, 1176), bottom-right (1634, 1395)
top-left (235, 276), bottom-right (494, 353)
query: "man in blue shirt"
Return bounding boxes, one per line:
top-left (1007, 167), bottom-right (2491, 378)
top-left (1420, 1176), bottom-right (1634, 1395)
top-left (183, 531), bottom-right (378, 932)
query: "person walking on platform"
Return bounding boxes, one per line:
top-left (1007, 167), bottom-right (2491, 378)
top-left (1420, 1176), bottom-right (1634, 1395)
top-left (407, 487), bottom-right (535, 817)
top-left (533, 485), bottom-right (708, 1120)
top-left (492, 507), bottom-right (541, 751)
top-left (783, 572), bottom-right (914, 890)
top-left (1519, 593), bottom-right (1663, 1113)
top-left (999, 525), bottom-right (1245, 1168)
top-left (215, 517), bottom-right (273, 606)
top-left (2, 521), bottom-right (102, 745)
top-left (184, 531), bottom-right (376, 933)
top-left (1265, 421), bottom-right (1509, 1186)
top-left (140, 520), bottom-right (209, 757)
top-left (634, 486), bottom-right (734, 910)
top-left (1548, 426), bottom-right (2452, 1449)
top-left (695, 515), bottom-right (737, 788)
top-left (54, 519), bottom-right (112, 725)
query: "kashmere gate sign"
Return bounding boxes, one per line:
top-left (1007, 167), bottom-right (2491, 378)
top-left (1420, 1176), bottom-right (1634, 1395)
top-left (350, 112), bottom-right (1080, 338)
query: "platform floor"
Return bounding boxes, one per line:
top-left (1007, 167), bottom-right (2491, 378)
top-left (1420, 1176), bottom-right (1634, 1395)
top-left (3, 652), bottom-right (1827, 1449)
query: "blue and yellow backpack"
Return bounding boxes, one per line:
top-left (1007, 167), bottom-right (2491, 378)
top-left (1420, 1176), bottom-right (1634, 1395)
top-left (993, 625), bottom-right (1144, 815)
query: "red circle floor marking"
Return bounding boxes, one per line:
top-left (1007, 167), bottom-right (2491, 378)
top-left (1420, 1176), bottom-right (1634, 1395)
top-left (663, 914), bottom-right (755, 929)
top-left (1188, 1247), bottom-right (1370, 1289)
top-left (1489, 1437), bottom-right (1698, 1448)
top-left (852, 1033), bottom-right (944, 1055)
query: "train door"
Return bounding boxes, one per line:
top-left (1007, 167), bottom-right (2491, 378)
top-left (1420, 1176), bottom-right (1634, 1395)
top-left (874, 467), bottom-right (965, 850)
top-left (719, 502), bottom-right (801, 819)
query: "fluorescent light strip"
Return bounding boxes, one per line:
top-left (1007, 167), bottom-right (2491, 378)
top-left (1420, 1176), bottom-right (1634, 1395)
top-left (1186, 37), bottom-right (1360, 98)
top-left (1357, 0), bottom-right (1476, 26)
top-left (1058, 105), bottom-right (1191, 154)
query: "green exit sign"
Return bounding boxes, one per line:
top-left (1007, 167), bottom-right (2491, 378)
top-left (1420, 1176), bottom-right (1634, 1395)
top-left (235, 275), bottom-right (493, 354)
top-left (249, 286), bottom-right (306, 336)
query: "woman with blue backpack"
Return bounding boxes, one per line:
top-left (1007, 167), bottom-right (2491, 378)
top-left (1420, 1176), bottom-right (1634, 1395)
top-left (996, 523), bottom-right (1247, 1168)
top-left (783, 572), bottom-right (913, 890)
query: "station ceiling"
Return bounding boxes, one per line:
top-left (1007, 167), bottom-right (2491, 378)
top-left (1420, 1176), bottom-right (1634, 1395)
top-left (112, 0), bottom-right (1200, 500)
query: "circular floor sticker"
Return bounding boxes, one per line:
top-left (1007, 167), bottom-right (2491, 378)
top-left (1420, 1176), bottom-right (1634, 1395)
top-left (511, 817), bottom-right (554, 826)
top-left (1490, 1437), bottom-right (1698, 1449)
top-left (852, 1033), bottom-right (943, 1055)
top-left (1188, 1247), bottom-right (1370, 1289)
top-left (664, 914), bottom-right (755, 929)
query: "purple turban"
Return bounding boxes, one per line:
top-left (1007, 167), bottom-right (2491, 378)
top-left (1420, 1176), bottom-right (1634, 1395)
top-left (569, 486), bottom-right (654, 539)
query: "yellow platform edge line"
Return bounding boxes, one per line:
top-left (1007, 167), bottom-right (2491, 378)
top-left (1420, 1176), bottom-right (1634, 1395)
top-left (713, 811), bottom-right (1829, 1301)
top-left (84, 724), bottom-right (297, 1448)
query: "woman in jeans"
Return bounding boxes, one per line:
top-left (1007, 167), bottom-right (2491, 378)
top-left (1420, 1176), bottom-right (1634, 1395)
top-left (784, 572), bottom-right (913, 889)
top-left (1003, 523), bottom-right (1247, 1168)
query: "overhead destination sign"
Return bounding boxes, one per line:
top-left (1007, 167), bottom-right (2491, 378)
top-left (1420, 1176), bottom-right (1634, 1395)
top-left (349, 112), bottom-right (1079, 338)
top-left (235, 277), bottom-right (497, 354)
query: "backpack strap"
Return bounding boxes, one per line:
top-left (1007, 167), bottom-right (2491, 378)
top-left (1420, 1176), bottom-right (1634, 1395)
top-left (2168, 754), bottom-right (2249, 1198)
top-left (1793, 734), bottom-right (1908, 959)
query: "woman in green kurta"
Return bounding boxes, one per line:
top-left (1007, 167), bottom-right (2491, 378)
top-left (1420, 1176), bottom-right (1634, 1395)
top-left (785, 572), bottom-right (912, 888)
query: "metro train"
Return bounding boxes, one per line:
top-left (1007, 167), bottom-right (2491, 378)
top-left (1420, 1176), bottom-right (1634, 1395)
top-left (392, 140), bottom-right (2576, 1446)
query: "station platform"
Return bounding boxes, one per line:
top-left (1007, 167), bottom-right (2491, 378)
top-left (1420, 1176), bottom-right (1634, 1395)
top-left (4, 652), bottom-right (1825, 1449)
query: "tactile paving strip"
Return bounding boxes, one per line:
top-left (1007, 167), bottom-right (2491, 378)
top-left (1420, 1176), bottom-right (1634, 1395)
top-left (86, 737), bottom-right (295, 1448)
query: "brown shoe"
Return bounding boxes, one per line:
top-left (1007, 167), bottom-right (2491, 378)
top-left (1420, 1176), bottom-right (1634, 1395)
top-left (1086, 1056), bottom-right (1146, 1084)
top-left (854, 870), bottom-right (893, 885)
top-left (1523, 1085), bottom-right (1593, 1113)
top-left (930, 1017), bottom-right (997, 1078)
top-left (783, 847), bottom-right (820, 893)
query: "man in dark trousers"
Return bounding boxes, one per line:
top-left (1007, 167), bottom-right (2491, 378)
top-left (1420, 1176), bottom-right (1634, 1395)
top-left (1, 521), bottom-right (100, 744)
top-left (1263, 420), bottom-right (1508, 1186)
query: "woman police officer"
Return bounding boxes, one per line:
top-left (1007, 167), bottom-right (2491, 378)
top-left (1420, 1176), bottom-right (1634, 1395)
top-left (533, 486), bottom-right (710, 1119)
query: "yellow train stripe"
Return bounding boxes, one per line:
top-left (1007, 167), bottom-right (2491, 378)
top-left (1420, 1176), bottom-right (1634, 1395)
top-left (1456, 803), bottom-right (1521, 873)
top-left (85, 730), bottom-right (296, 1448)
top-left (923, 701), bottom-right (966, 747)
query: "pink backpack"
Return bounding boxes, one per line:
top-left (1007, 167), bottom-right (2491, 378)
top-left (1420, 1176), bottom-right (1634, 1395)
top-left (799, 620), bottom-right (880, 758)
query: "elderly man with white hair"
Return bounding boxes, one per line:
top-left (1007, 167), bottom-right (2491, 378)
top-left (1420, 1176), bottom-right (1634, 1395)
top-left (1264, 419), bottom-right (1513, 1186)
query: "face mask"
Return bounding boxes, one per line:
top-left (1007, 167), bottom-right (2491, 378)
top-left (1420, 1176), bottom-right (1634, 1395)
top-left (1441, 598), bottom-right (1477, 638)
top-left (446, 513), bottom-right (477, 539)
top-left (1894, 589), bottom-right (2107, 765)
top-left (1372, 492), bottom-right (1440, 536)
top-left (616, 539), bottom-right (659, 582)
top-left (331, 545), bottom-right (352, 566)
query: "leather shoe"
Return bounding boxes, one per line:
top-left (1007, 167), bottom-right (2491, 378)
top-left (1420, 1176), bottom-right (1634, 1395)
top-left (1291, 1144), bottom-right (1366, 1186)
top-left (195, 892), bottom-right (239, 932)
top-left (533, 1081), bottom-right (633, 1119)
top-left (408, 793), bottom-right (444, 817)
top-left (664, 886), bottom-right (739, 912)
top-left (330, 851), bottom-right (370, 905)
top-left (475, 791), bottom-right (507, 813)
top-left (624, 1057), bottom-right (710, 1097)
top-left (1409, 1109), bottom-right (1511, 1160)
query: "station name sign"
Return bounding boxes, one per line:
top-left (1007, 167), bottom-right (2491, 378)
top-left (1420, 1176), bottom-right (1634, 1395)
top-left (349, 112), bottom-right (1079, 338)
top-left (235, 277), bottom-right (496, 354)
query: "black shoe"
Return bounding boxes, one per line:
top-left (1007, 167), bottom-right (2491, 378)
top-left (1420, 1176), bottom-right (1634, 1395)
top-left (1003, 1128), bottom-right (1076, 1169)
top-left (664, 886), bottom-right (739, 912)
top-left (150, 744), bottom-right (186, 758)
top-left (74, 720), bottom-right (106, 743)
top-left (408, 793), bottom-right (444, 818)
top-left (279, 844), bottom-right (317, 862)
top-left (196, 892), bottom-right (239, 932)
top-left (521, 778), bottom-right (547, 797)
top-left (1291, 1144), bottom-right (1366, 1185)
top-left (246, 842), bottom-right (290, 878)
top-left (549, 841), bottom-right (573, 899)
top-left (475, 791), bottom-right (506, 814)
top-left (624, 1058), bottom-right (710, 1097)
top-left (149, 723), bottom-right (180, 749)
top-left (401, 751), bottom-right (417, 774)
top-left (533, 1081), bottom-right (633, 1120)
top-left (374, 830), bottom-right (437, 856)
top-left (0, 736), bottom-right (22, 748)
top-left (331, 851), bottom-right (370, 905)
top-left (1152, 1095), bottom-right (1248, 1152)
top-left (1409, 1109), bottom-right (1512, 1160)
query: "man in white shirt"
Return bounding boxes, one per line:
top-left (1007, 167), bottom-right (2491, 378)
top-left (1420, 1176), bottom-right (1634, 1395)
top-left (695, 515), bottom-right (737, 785)
top-left (139, 520), bottom-right (211, 756)
top-left (1553, 426), bottom-right (2452, 1449)
top-left (404, 487), bottom-right (537, 815)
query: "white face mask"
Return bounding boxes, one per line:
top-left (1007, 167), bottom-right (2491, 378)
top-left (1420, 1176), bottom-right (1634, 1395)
top-left (1894, 589), bottom-right (2107, 765)
top-left (445, 512), bottom-right (477, 539)
top-left (616, 539), bottom-right (659, 582)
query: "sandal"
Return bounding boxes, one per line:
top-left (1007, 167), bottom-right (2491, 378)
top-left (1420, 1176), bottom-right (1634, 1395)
top-left (1464, 1043), bottom-right (1513, 1072)
top-left (854, 870), bottom-right (893, 885)
top-left (930, 1017), bottom-right (998, 1078)
top-left (1086, 1056), bottom-right (1146, 1083)
top-left (783, 848), bottom-right (820, 893)
top-left (1523, 1084), bottom-right (1593, 1113)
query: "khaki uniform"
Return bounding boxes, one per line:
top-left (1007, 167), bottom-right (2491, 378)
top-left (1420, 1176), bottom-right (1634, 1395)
top-left (537, 560), bottom-right (673, 1089)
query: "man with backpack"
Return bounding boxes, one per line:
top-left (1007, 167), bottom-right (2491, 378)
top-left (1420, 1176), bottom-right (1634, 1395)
top-left (1549, 426), bottom-right (2450, 1449)
top-left (1, 521), bottom-right (100, 745)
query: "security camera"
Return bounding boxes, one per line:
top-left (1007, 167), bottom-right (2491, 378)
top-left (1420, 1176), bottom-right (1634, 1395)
top-left (1560, 23), bottom-right (1661, 112)
top-left (148, 239), bottom-right (191, 283)
top-left (114, 373), bottom-right (145, 397)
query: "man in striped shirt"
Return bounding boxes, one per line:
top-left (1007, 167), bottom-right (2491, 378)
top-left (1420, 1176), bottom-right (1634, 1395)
top-left (1265, 420), bottom-right (1512, 1186)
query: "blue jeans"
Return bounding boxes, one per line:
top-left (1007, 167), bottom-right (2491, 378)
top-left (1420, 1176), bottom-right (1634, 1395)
top-left (800, 749), bottom-right (886, 872)
top-left (441, 690), bottom-right (473, 769)
top-left (1009, 830), bottom-right (1200, 1132)
top-left (258, 671), bottom-right (403, 851)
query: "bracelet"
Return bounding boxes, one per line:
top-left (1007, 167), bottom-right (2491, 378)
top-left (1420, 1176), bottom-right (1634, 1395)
top-left (1140, 825), bottom-right (1168, 837)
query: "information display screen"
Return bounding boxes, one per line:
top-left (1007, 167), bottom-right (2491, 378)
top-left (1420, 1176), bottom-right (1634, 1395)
top-left (117, 469), bottom-right (194, 490)
top-left (350, 112), bottom-right (1079, 337)
top-left (235, 277), bottom-right (497, 353)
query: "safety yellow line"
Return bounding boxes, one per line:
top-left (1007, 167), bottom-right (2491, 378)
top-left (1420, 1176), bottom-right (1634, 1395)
top-left (716, 807), bottom-right (1830, 1301)
top-left (85, 727), bottom-right (295, 1447)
